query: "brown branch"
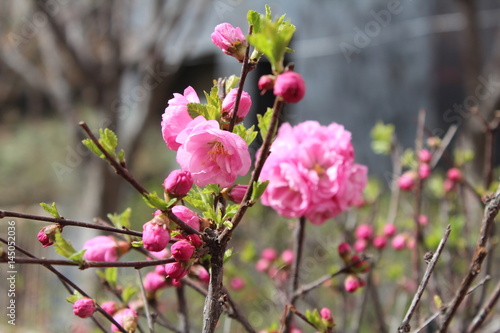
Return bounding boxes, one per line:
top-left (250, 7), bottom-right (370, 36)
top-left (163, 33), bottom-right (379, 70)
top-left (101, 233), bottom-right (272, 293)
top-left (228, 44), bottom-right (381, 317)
top-left (0, 210), bottom-right (142, 237)
top-left (398, 225), bottom-right (451, 332)
top-left (466, 279), bottom-right (500, 333)
top-left (438, 183), bottom-right (500, 332)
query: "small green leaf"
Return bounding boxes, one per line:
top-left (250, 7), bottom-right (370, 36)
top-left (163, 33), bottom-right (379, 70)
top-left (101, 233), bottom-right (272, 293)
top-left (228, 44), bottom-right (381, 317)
top-left (234, 124), bottom-right (258, 146)
top-left (240, 241), bottom-right (256, 263)
top-left (187, 103), bottom-right (219, 121)
top-left (257, 108), bottom-right (274, 140)
top-left (223, 220), bottom-right (233, 230)
top-left (251, 180), bottom-right (269, 203)
top-left (40, 202), bottom-right (61, 219)
top-left (370, 121), bottom-right (395, 155)
top-left (400, 149), bottom-right (416, 168)
top-left (68, 249), bottom-right (87, 265)
top-left (104, 267), bottom-right (118, 289)
top-left (108, 208), bottom-right (132, 230)
top-left (205, 86), bottom-right (222, 110)
top-left (82, 139), bottom-right (105, 159)
top-left (131, 240), bottom-right (143, 247)
top-left (103, 128), bottom-right (118, 152)
top-left (66, 290), bottom-right (84, 304)
top-left (54, 229), bottom-right (77, 259)
top-left (142, 192), bottom-right (168, 210)
top-left (121, 286), bottom-right (137, 304)
top-left (118, 149), bottom-right (126, 164)
top-left (223, 248), bottom-right (236, 263)
top-left (225, 75), bottom-right (240, 93)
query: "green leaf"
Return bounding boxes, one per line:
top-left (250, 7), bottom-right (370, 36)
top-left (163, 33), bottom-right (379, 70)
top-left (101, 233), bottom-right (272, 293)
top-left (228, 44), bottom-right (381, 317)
top-left (108, 208), bottom-right (132, 230)
top-left (68, 249), bottom-right (87, 265)
top-left (121, 286), bottom-right (137, 304)
top-left (370, 121), bottom-right (394, 155)
top-left (118, 149), bottom-right (126, 164)
top-left (225, 75), bottom-right (240, 93)
top-left (104, 267), bottom-right (118, 289)
top-left (204, 184), bottom-right (222, 195)
top-left (40, 202), bottom-right (61, 219)
top-left (233, 124), bottom-right (258, 146)
top-left (257, 108), bottom-right (274, 140)
top-left (205, 86), bottom-right (222, 110)
top-left (454, 149), bottom-right (474, 166)
top-left (305, 309), bottom-right (322, 328)
top-left (400, 149), bottom-right (416, 168)
top-left (142, 192), bottom-right (169, 210)
top-left (187, 102), bottom-right (219, 121)
top-left (54, 229), bottom-right (77, 259)
top-left (82, 139), bottom-right (105, 159)
top-left (66, 290), bottom-right (84, 304)
top-left (251, 180), bottom-right (269, 203)
top-left (223, 220), bottom-right (233, 230)
top-left (131, 240), bottom-right (143, 247)
top-left (184, 186), bottom-right (216, 221)
top-left (103, 128), bottom-right (118, 152)
top-left (240, 241), bottom-right (256, 263)
top-left (223, 248), bottom-right (236, 263)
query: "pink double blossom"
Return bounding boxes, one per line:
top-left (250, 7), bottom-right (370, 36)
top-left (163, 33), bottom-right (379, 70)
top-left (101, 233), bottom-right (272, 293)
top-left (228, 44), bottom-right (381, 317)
top-left (142, 221), bottom-right (170, 252)
top-left (172, 205), bottom-right (201, 232)
top-left (222, 88), bottom-right (252, 121)
top-left (72, 298), bottom-right (96, 318)
top-left (211, 23), bottom-right (247, 62)
top-left (176, 116), bottom-right (251, 187)
top-left (161, 86), bottom-right (200, 151)
top-left (111, 308), bottom-right (138, 332)
top-left (163, 169), bottom-right (193, 198)
top-left (83, 236), bottom-right (126, 262)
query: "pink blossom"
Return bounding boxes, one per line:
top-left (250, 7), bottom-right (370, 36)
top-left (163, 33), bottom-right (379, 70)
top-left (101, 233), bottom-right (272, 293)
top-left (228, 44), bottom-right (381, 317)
top-left (144, 272), bottom-right (168, 293)
top-left (230, 277), bottom-right (245, 290)
top-left (373, 236), bottom-right (387, 249)
top-left (211, 23), bottom-right (247, 62)
top-left (258, 75), bottom-right (275, 92)
top-left (222, 88), bottom-right (252, 120)
top-left (418, 214), bottom-right (429, 226)
top-left (338, 242), bottom-right (351, 259)
top-left (72, 298), bottom-right (96, 318)
top-left (320, 307), bottom-right (334, 324)
top-left (274, 71), bottom-right (306, 103)
top-left (142, 222), bottom-right (170, 252)
top-left (392, 234), bottom-right (406, 250)
top-left (355, 224), bottom-right (374, 241)
top-left (176, 117), bottom-right (251, 187)
top-left (447, 168), bottom-right (462, 182)
top-left (191, 265), bottom-right (210, 284)
top-left (383, 224), bottom-right (397, 237)
top-left (398, 171), bottom-right (416, 192)
top-left (101, 301), bottom-right (118, 316)
top-left (256, 259), bottom-right (271, 272)
top-left (163, 169), bottom-right (193, 198)
top-left (187, 234), bottom-right (203, 248)
top-left (111, 308), bottom-right (138, 332)
top-left (419, 163), bottom-right (431, 180)
top-left (418, 149), bottom-right (432, 163)
top-left (172, 205), bottom-right (201, 231)
top-left (354, 239), bottom-right (367, 253)
top-left (83, 236), bottom-right (121, 262)
top-left (149, 248), bottom-right (170, 259)
top-left (165, 262), bottom-right (188, 280)
top-left (344, 275), bottom-right (363, 293)
top-left (261, 248), bottom-right (278, 261)
top-left (171, 240), bottom-right (195, 261)
top-left (37, 224), bottom-right (59, 248)
top-left (224, 184), bottom-right (248, 204)
top-left (281, 249), bottom-right (294, 266)
top-left (443, 178), bottom-right (455, 193)
top-left (155, 264), bottom-right (166, 275)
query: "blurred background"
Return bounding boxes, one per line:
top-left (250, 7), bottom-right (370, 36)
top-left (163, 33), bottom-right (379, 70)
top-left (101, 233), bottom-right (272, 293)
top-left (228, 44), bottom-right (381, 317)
top-left (1, 0), bottom-right (499, 332)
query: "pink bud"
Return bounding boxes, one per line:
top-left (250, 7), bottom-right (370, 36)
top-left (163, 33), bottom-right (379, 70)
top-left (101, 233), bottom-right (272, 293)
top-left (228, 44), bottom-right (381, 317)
top-left (83, 236), bottom-right (122, 262)
top-left (406, 237), bottom-right (416, 250)
top-left (171, 240), bottom-right (195, 261)
top-left (337, 242), bottom-right (352, 259)
top-left (37, 224), bottom-right (60, 248)
top-left (281, 249), bottom-right (294, 266)
top-left (261, 248), bottom-right (278, 261)
top-left (191, 265), bottom-right (210, 284)
top-left (101, 301), bottom-right (118, 316)
top-left (373, 236), bottom-right (387, 249)
top-left (418, 149), bottom-right (432, 163)
top-left (72, 298), bottom-right (96, 318)
top-left (149, 248), bottom-right (170, 259)
top-left (230, 277), bottom-right (245, 291)
top-left (155, 264), bottom-right (166, 275)
top-left (142, 222), bottom-right (170, 252)
top-left (443, 178), bottom-right (455, 193)
top-left (398, 171), bottom-right (416, 192)
top-left (255, 258), bottom-right (271, 272)
top-left (165, 262), bottom-right (188, 280)
top-left (392, 234), bottom-right (406, 250)
top-left (354, 239), bottom-right (367, 253)
top-left (172, 206), bottom-right (201, 232)
top-left (320, 307), bottom-right (334, 324)
top-left (222, 88), bottom-right (252, 120)
top-left (211, 23), bottom-right (247, 62)
top-left (355, 224), bottom-right (374, 240)
top-left (258, 75), bottom-right (275, 92)
top-left (418, 214), bottom-right (428, 226)
top-left (144, 272), bottom-right (168, 293)
top-left (344, 275), bottom-right (362, 293)
top-left (163, 169), bottom-right (193, 198)
top-left (446, 168), bottom-right (462, 182)
top-left (111, 308), bottom-right (138, 332)
top-left (418, 163), bottom-right (431, 180)
top-left (187, 234), bottom-right (203, 248)
top-left (383, 224), bottom-right (397, 237)
top-left (274, 71), bottom-right (306, 103)
top-left (224, 184), bottom-right (249, 204)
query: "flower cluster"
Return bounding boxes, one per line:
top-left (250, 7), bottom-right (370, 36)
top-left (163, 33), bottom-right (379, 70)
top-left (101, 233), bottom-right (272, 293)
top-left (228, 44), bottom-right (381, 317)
top-left (260, 121), bottom-right (367, 225)
top-left (337, 243), bottom-right (370, 293)
top-left (255, 248), bottom-right (294, 286)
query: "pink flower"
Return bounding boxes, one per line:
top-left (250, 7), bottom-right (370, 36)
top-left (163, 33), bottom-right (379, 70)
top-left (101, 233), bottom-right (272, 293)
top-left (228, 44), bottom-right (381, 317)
top-left (176, 117), bottom-right (251, 187)
top-left (274, 71), bottom-right (306, 103)
top-left (444, 178), bottom-right (455, 193)
top-left (418, 214), bottom-right (428, 226)
top-left (83, 236), bottom-right (121, 262)
top-left (161, 86), bottom-right (200, 151)
top-left (230, 277), bottom-right (245, 290)
top-left (222, 88), bottom-right (252, 120)
top-left (373, 236), bottom-right (387, 249)
top-left (37, 224), bottom-right (59, 248)
top-left (392, 234), bottom-right (406, 250)
top-left (354, 239), bottom-right (367, 253)
top-left (101, 301), bottom-right (118, 316)
top-left (418, 149), bottom-right (432, 163)
top-left (223, 184), bottom-right (248, 204)
top-left (320, 307), bottom-right (334, 324)
top-left (383, 224), bottom-right (397, 237)
top-left (355, 224), bottom-right (374, 240)
top-left (187, 234), bottom-right (203, 248)
top-left (398, 171), bottom-right (416, 192)
top-left (258, 75), bottom-right (275, 92)
top-left (344, 275), bottom-right (363, 293)
top-left (111, 308), bottom-right (138, 332)
top-left (144, 272), bottom-right (168, 293)
top-left (191, 265), bottom-right (210, 284)
top-left (281, 249), bottom-right (294, 266)
top-left (164, 262), bottom-right (188, 280)
top-left (163, 169), bottom-right (193, 198)
top-left (255, 259), bottom-right (271, 272)
top-left (172, 205), bottom-right (201, 231)
top-left (142, 222), bottom-right (170, 252)
top-left (171, 240), bottom-right (195, 261)
top-left (72, 298), bottom-right (96, 318)
top-left (338, 242), bottom-right (351, 260)
top-left (261, 248), bottom-right (278, 261)
top-left (211, 23), bottom-right (247, 62)
top-left (419, 163), bottom-right (431, 180)
top-left (447, 168), bottom-right (462, 182)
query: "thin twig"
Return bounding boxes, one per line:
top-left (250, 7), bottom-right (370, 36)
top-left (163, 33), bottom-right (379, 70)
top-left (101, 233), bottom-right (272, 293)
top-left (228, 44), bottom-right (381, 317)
top-left (137, 269), bottom-right (154, 333)
top-left (466, 279), bottom-right (500, 333)
top-left (398, 225), bottom-right (451, 333)
top-left (176, 284), bottom-right (190, 333)
top-left (0, 210), bottom-right (142, 237)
